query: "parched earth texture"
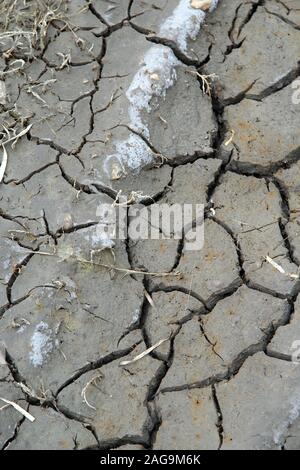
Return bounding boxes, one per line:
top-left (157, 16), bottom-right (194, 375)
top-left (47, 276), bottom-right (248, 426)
top-left (1, 0), bottom-right (300, 450)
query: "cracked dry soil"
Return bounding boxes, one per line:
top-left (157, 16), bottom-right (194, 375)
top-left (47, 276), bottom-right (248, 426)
top-left (0, 0), bottom-right (300, 451)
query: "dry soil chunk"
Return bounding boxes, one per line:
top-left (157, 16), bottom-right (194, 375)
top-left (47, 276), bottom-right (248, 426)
top-left (159, 286), bottom-right (288, 390)
top-left (266, 0), bottom-right (300, 26)
top-left (154, 388), bottom-right (219, 450)
top-left (190, 0), bottom-right (261, 64)
top-left (112, 165), bottom-right (172, 201)
top-left (0, 283), bottom-right (6, 307)
top-left (227, 86), bottom-right (300, 167)
top-left (146, 67), bottom-right (217, 162)
top-left (214, 172), bottom-right (299, 296)
top-left (128, 213), bottom-right (179, 274)
top-left (145, 291), bottom-right (204, 358)
top-left (128, 159), bottom-right (223, 275)
top-left (44, 31), bottom-right (103, 66)
top-left (2, 142), bottom-right (57, 184)
top-left (130, 1), bottom-right (184, 36)
top-left (203, 285), bottom-right (290, 364)
top-left (57, 344), bottom-right (160, 441)
top-left (154, 219), bottom-right (241, 303)
top-left (217, 353), bottom-right (300, 449)
top-left (283, 417), bottom-right (300, 450)
top-left (159, 316), bottom-right (226, 390)
top-left (267, 296), bottom-right (300, 358)
top-left (8, 407), bottom-right (96, 450)
top-left (0, 379), bottom-right (25, 449)
top-left (1, 240), bottom-right (144, 393)
top-left (210, 6), bottom-right (300, 100)
top-left (164, 158), bottom-right (222, 206)
top-left (90, 0), bottom-right (129, 24)
top-left (1, 165), bottom-right (104, 234)
top-left (275, 162), bottom-right (300, 264)
top-left (67, 0), bottom-right (105, 30)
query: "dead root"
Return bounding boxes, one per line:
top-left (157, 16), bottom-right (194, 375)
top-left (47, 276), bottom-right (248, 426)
top-left (81, 372), bottom-right (104, 411)
top-left (185, 70), bottom-right (218, 97)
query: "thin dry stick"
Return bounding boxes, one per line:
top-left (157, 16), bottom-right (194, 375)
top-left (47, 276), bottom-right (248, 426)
top-left (144, 290), bottom-right (156, 308)
top-left (22, 250), bottom-right (181, 278)
top-left (265, 255), bottom-right (299, 280)
top-left (0, 397), bottom-right (35, 422)
top-left (0, 145), bottom-right (8, 183)
top-left (112, 190), bottom-right (145, 207)
top-left (224, 129), bottom-right (235, 146)
top-left (77, 257), bottom-right (180, 278)
top-left (0, 123), bottom-right (32, 148)
top-left (120, 337), bottom-right (170, 366)
top-left (0, 404), bottom-right (10, 411)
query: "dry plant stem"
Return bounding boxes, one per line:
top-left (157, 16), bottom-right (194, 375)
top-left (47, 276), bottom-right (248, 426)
top-left (224, 130), bottom-right (235, 146)
top-left (112, 190), bottom-right (145, 207)
top-left (0, 0), bottom-right (86, 59)
top-left (21, 250), bottom-right (181, 278)
top-left (0, 124), bottom-right (32, 148)
top-left (265, 255), bottom-right (299, 279)
top-left (144, 290), bottom-right (156, 308)
top-left (185, 70), bottom-right (217, 96)
top-left (81, 373), bottom-right (104, 411)
top-left (119, 337), bottom-right (170, 366)
top-left (0, 397), bottom-right (35, 422)
top-left (0, 124), bottom-right (33, 184)
top-left (0, 146), bottom-right (8, 183)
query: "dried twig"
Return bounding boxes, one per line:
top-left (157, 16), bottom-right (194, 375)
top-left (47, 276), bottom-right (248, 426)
top-left (0, 397), bottom-right (35, 422)
top-left (185, 70), bottom-right (217, 96)
top-left (265, 255), bottom-right (299, 280)
top-left (0, 145), bottom-right (8, 183)
top-left (1, 123), bottom-right (32, 148)
top-left (224, 129), bottom-right (235, 146)
top-left (21, 249), bottom-right (181, 278)
top-left (120, 337), bottom-right (170, 366)
top-left (144, 290), bottom-right (155, 308)
top-left (112, 190), bottom-right (145, 207)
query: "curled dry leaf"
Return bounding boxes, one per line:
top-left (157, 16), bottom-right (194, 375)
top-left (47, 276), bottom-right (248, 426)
top-left (190, 0), bottom-right (212, 11)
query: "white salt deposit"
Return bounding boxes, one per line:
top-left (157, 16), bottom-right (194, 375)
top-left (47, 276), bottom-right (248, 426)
top-left (103, 0), bottom-right (219, 176)
top-left (273, 394), bottom-right (300, 447)
top-left (29, 321), bottom-right (53, 367)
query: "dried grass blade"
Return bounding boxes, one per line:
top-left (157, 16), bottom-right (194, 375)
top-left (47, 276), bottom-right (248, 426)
top-left (0, 397), bottom-right (35, 422)
top-left (120, 337), bottom-right (169, 366)
top-left (0, 145), bottom-right (8, 183)
top-left (265, 255), bottom-right (299, 279)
